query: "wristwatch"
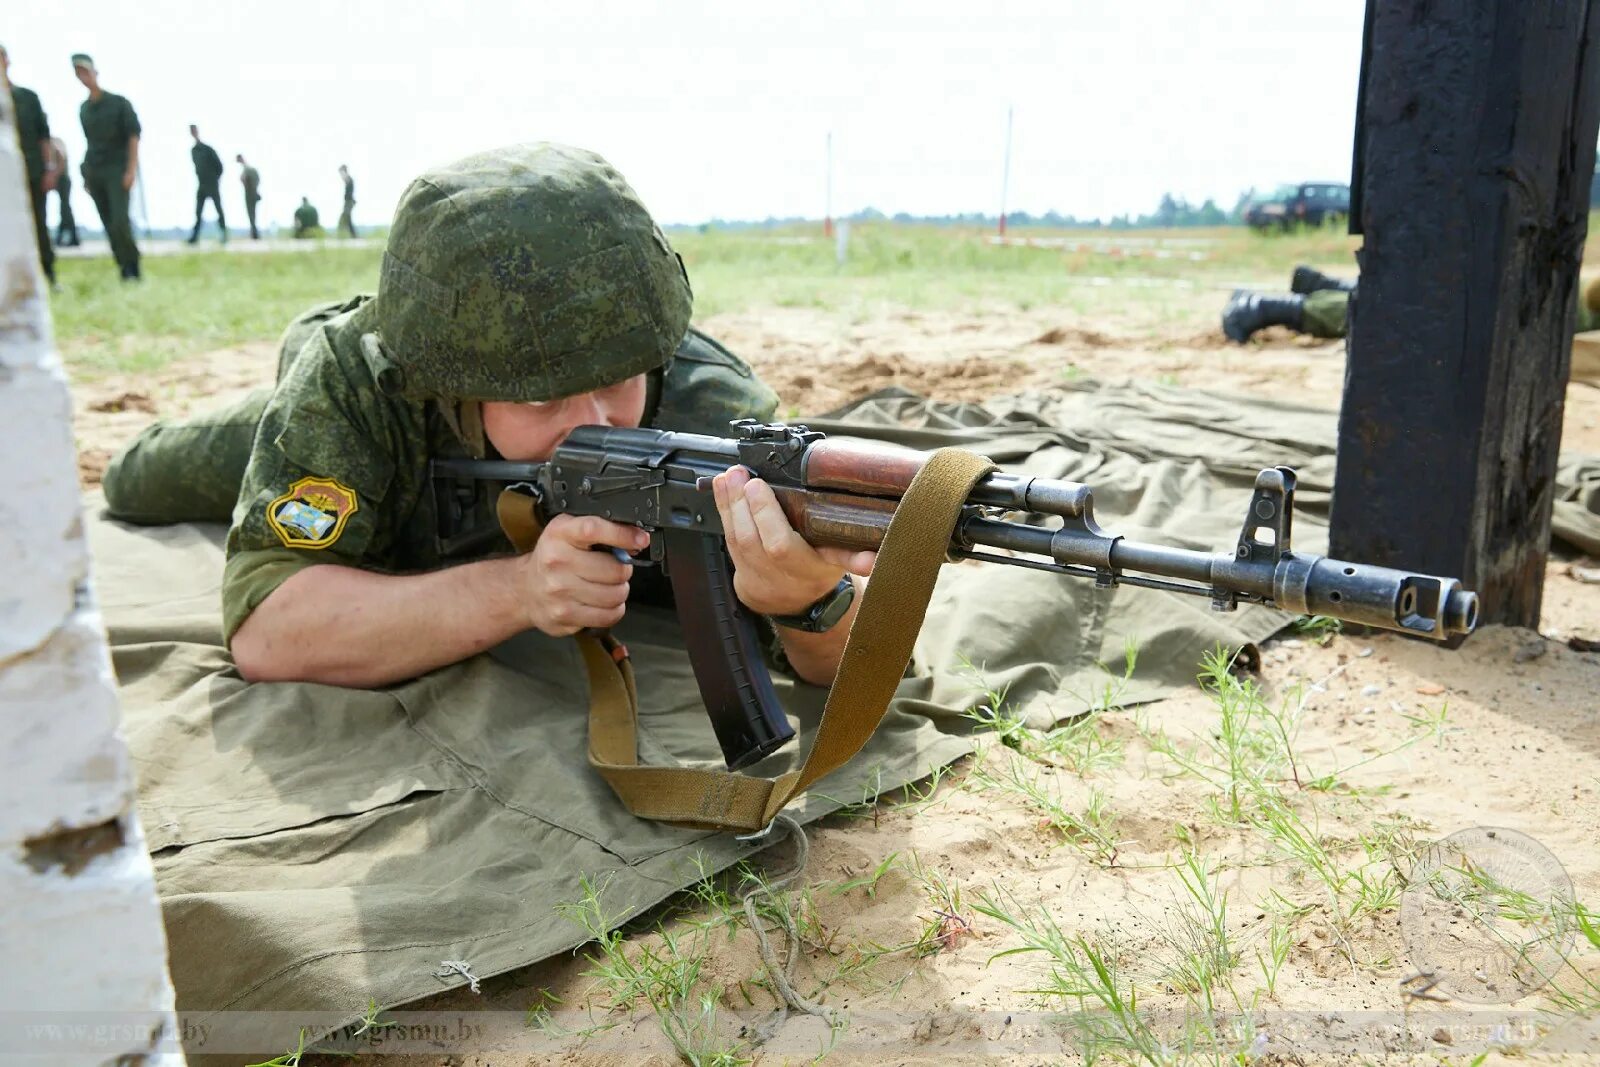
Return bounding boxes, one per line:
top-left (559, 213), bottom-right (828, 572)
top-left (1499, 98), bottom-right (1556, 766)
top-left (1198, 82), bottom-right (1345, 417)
top-left (768, 577), bottom-right (857, 633)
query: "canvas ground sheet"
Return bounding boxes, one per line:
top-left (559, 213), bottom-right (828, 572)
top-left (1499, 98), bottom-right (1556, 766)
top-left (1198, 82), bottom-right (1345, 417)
top-left (94, 379), bottom-right (1600, 1035)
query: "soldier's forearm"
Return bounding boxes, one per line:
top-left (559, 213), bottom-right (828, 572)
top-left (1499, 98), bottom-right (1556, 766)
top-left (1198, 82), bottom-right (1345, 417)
top-left (230, 557), bottom-right (535, 687)
top-left (126, 136), bottom-right (139, 173)
top-left (772, 576), bottom-right (862, 686)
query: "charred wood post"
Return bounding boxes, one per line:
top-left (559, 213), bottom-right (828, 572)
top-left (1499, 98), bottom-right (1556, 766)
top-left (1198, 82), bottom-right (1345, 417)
top-left (1332, 0), bottom-right (1600, 628)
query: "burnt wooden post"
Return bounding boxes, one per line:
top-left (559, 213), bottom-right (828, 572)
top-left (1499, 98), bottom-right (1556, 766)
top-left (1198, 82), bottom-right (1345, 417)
top-left (1331, 0), bottom-right (1600, 628)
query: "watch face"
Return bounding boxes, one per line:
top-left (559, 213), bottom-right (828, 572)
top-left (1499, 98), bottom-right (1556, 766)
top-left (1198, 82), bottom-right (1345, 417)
top-left (815, 578), bottom-right (856, 631)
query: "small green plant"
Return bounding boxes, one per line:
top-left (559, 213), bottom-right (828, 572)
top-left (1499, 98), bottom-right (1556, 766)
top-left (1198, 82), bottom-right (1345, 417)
top-left (1256, 919), bottom-right (1293, 999)
top-left (908, 853), bottom-right (976, 958)
top-left (972, 888), bottom-right (1167, 1062)
top-left (525, 989), bottom-right (573, 1036)
top-left (1248, 791), bottom-right (1399, 944)
top-left (1545, 902), bottom-right (1600, 1016)
top-left (971, 754), bottom-right (1121, 865)
top-left (1144, 647), bottom-right (1295, 822)
top-left (348, 998), bottom-right (401, 1039)
top-left (1158, 853), bottom-right (1238, 999)
top-left (1068, 637), bottom-right (1141, 716)
top-left (831, 851), bottom-right (902, 899)
top-left (1031, 714), bottom-right (1125, 777)
top-left (959, 644), bottom-right (1133, 778)
top-left (556, 876), bottom-right (751, 1065)
top-left (244, 1029), bottom-right (314, 1067)
top-left (1287, 614), bottom-right (1342, 645)
top-left (955, 653), bottom-right (1026, 740)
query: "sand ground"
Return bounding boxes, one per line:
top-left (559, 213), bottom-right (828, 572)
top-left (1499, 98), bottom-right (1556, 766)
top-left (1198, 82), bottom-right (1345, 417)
top-left (71, 298), bottom-right (1600, 1064)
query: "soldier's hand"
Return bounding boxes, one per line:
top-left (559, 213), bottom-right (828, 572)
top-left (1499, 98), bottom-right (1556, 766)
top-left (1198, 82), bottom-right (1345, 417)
top-left (518, 514), bottom-right (647, 637)
top-left (712, 465), bottom-right (875, 616)
top-left (121, 168), bottom-right (136, 191)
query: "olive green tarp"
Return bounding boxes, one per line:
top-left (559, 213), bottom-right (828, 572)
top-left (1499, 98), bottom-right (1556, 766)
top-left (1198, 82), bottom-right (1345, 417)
top-left (93, 380), bottom-right (1600, 1031)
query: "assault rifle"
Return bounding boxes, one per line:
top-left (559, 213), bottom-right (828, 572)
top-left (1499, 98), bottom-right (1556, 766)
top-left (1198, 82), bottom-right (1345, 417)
top-left (433, 420), bottom-right (1479, 771)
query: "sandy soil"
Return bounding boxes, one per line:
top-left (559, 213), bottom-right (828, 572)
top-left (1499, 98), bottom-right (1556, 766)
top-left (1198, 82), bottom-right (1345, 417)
top-left (71, 306), bottom-right (1600, 1064)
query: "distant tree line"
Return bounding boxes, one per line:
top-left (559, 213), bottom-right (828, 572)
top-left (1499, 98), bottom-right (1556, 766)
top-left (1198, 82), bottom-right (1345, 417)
top-left (683, 188), bottom-right (1276, 232)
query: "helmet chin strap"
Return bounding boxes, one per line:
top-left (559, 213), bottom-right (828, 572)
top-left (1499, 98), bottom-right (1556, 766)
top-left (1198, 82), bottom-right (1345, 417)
top-left (363, 328), bottom-right (490, 459)
top-left (439, 399), bottom-right (488, 459)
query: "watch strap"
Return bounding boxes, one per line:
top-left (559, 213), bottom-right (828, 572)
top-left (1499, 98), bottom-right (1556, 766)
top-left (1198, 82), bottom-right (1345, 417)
top-left (768, 576), bottom-right (856, 633)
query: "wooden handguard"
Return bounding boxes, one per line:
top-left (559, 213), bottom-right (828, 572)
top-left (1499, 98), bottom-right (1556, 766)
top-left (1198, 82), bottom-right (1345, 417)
top-left (802, 438), bottom-right (929, 498)
top-left (771, 487), bottom-right (898, 552)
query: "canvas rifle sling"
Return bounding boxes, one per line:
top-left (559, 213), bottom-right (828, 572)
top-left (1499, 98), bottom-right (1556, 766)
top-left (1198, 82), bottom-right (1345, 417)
top-left (496, 447), bottom-right (995, 832)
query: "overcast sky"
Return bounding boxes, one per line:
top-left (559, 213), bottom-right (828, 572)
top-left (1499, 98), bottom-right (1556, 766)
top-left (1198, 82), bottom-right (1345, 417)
top-left (9, 1), bottom-right (1364, 232)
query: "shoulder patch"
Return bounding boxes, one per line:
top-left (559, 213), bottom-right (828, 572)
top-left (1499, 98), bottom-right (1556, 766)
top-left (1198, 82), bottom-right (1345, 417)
top-left (267, 476), bottom-right (359, 549)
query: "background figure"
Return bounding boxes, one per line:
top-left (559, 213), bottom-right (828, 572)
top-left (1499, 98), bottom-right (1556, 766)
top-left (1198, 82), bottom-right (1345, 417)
top-left (1222, 267), bottom-right (1355, 343)
top-left (187, 124), bottom-right (226, 243)
top-left (1223, 265), bottom-right (1600, 343)
top-left (337, 163), bottom-right (356, 237)
top-left (236, 153), bottom-right (261, 239)
top-left (49, 137), bottom-right (80, 246)
top-left (1, 44), bottom-right (57, 285)
top-left (73, 52), bottom-right (142, 280)
top-left (293, 196), bottom-right (320, 237)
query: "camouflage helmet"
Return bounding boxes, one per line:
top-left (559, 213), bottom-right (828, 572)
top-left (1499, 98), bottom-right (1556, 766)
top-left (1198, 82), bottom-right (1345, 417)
top-left (376, 142), bottom-right (692, 402)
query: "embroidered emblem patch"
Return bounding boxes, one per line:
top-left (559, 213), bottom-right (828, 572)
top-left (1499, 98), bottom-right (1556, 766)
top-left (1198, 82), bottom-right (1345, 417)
top-left (267, 476), bottom-right (359, 549)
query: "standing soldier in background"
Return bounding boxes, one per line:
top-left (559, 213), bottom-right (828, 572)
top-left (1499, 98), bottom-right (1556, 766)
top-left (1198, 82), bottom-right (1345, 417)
top-left (50, 137), bottom-right (81, 247)
top-left (1, 44), bottom-right (57, 285)
top-left (72, 52), bottom-right (142, 280)
top-left (237, 153), bottom-right (262, 239)
top-left (293, 196), bottom-right (320, 237)
top-left (187, 125), bottom-right (226, 244)
top-left (337, 163), bottom-right (357, 238)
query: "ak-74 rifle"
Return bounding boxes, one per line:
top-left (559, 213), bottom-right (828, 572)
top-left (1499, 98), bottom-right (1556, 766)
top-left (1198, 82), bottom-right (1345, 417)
top-left (434, 420), bottom-right (1478, 773)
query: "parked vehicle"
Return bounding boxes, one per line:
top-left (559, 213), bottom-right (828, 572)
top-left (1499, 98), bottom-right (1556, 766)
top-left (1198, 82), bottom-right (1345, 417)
top-left (1243, 182), bottom-right (1351, 231)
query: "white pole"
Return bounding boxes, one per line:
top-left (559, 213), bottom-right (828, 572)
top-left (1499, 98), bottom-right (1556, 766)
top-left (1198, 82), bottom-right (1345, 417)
top-left (825, 130), bottom-right (834, 237)
top-left (999, 105), bottom-right (1014, 238)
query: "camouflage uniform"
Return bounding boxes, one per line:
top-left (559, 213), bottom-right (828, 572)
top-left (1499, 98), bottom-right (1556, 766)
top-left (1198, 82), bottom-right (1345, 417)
top-left (102, 143), bottom-right (779, 644)
top-left (1228, 268), bottom-right (1596, 342)
top-left (104, 301), bottom-right (775, 640)
top-left (1299, 287), bottom-right (1593, 339)
top-left (1301, 290), bottom-right (1348, 338)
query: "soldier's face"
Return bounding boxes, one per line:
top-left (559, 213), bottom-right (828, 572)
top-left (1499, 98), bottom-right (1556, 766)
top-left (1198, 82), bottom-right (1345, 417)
top-left (481, 373), bottom-right (648, 461)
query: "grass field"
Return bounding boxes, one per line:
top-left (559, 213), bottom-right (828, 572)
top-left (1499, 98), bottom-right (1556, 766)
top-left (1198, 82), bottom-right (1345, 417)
top-left (54, 214), bottom-right (1600, 382)
top-left (50, 222), bottom-right (1374, 380)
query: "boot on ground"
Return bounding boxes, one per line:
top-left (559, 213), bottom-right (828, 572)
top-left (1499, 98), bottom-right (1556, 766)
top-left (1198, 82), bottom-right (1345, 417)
top-left (1222, 291), bottom-right (1305, 343)
top-left (1290, 265), bottom-right (1357, 295)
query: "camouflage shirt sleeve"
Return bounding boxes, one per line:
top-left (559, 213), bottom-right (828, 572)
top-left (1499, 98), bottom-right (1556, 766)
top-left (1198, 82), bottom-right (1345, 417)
top-left (221, 308), bottom-right (427, 642)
